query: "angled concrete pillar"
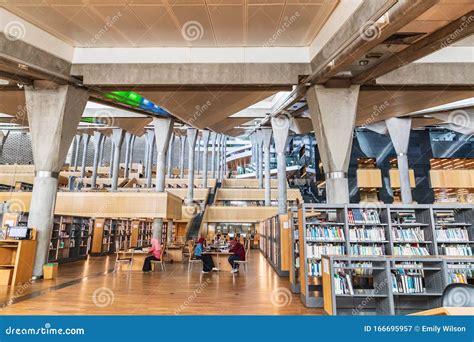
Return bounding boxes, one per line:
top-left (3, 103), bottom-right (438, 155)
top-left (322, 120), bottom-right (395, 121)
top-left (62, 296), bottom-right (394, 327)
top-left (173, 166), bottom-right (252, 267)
top-left (386, 117), bottom-right (413, 204)
top-left (262, 128), bottom-right (273, 206)
top-left (25, 84), bottom-right (88, 277)
top-left (210, 132), bottom-right (217, 179)
top-left (98, 135), bottom-right (105, 167)
top-left (201, 130), bottom-right (211, 188)
top-left (306, 85), bottom-right (360, 204)
top-left (111, 128), bottom-right (125, 191)
top-left (123, 132), bottom-right (132, 178)
top-left (144, 130), bottom-right (155, 187)
top-left (250, 133), bottom-right (256, 166)
top-left (152, 118), bottom-right (174, 241)
top-left (80, 133), bottom-right (90, 179)
top-left (223, 136), bottom-right (227, 179)
top-left (196, 135), bottom-right (201, 175)
top-left (179, 134), bottom-right (187, 179)
top-left (72, 134), bottom-right (82, 171)
top-left (109, 140), bottom-right (115, 177)
top-left (129, 135), bottom-right (136, 172)
top-left (91, 131), bottom-right (103, 188)
top-left (167, 133), bottom-right (175, 178)
top-left (255, 130), bottom-right (264, 188)
top-left (271, 116), bottom-right (290, 214)
top-left (0, 130), bottom-right (10, 157)
top-left (216, 134), bottom-right (222, 182)
top-left (185, 128), bottom-right (198, 206)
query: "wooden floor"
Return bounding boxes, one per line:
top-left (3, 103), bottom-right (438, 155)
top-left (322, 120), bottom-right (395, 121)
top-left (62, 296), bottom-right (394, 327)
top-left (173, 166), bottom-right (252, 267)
top-left (0, 250), bottom-right (322, 315)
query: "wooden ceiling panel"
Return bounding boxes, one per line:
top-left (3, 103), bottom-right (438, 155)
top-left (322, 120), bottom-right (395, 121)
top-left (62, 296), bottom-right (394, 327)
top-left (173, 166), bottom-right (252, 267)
top-left (246, 4), bottom-right (284, 46)
top-left (170, 5), bottom-right (216, 46)
top-left (417, 3), bottom-right (474, 21)
top-left (208, 5), bottom-right (244, 46)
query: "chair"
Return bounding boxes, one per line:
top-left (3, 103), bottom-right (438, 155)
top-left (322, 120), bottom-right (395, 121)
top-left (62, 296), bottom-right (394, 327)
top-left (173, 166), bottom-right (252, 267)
top-left (187, 240), bottom-right (202, 272)
top-left (442, 283), bottom-right (474, 307)
top-left (114, 240), bottom-right (133, 272)
top-left (182, 240), bottom-right (193, 263)
top-left (151, 242), bottom-right (167, 272)
top-left (234, 239), bottom-right (250, 272)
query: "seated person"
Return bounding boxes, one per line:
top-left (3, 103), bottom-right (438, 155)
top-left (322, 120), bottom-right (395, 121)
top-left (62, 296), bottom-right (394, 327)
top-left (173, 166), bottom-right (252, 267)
top-left (228, 238), bottom-right (246, 274)
top-left (214, 234), bottom-right (222, 245)
top-left (194, 238), bottom-right (218, 273)
top-left (142, 238), bottom-right (161, 272)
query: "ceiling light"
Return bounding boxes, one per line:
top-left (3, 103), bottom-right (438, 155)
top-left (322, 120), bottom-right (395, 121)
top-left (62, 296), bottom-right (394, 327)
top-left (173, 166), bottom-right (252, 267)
top-left (359, 60), bottom-right (369, 66)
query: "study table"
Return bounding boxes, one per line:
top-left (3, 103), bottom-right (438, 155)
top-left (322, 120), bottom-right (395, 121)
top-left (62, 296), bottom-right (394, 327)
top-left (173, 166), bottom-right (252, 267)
top-left (202, 250), bottom-right (234, 271)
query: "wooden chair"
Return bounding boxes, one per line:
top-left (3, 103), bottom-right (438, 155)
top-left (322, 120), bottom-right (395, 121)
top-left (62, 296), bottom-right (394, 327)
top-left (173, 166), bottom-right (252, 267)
top-left (187, 240), bottom-right (202, 272)
top-left (150, 242), bottom-right (166, 272)
top-left (182, 240), bottom-right (193, 263)
top-left (114, 240), bottom-right (133, 272)
top-left (234, 239), bottom-right (250, 272)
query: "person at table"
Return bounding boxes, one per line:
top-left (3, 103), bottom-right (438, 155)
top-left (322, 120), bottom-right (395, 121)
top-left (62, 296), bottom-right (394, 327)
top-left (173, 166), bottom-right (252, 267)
top-left (228, 238), bottom-right (245, 273)
top-left (194, 238), bottom-right (218, 273)
top-left (142, 238), bottom-right (161, 272)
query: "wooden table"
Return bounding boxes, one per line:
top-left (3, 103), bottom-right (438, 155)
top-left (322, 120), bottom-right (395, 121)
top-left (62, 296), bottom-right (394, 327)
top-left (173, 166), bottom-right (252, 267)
top-left (117, 250), bottom-right (149, 271)
top-left (166, 245), bottom-right (183, 263)
top-left (202, 251), bottom-right (234, 271)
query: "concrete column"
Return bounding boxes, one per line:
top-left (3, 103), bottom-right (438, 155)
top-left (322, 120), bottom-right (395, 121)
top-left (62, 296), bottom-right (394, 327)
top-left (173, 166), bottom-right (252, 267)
top-left (25, 84), bottom-right (89, 277)
top-left (262, 128), bottom-right (273, 206)
top-left (222, 136), bottom-right (227, 179)
top-left (255, 130), bottom-right (264, 188)
top-left (144, 130), bottom-right (155, 187)
top-left (306, 85), bottom-right (360, 204)
top-left (271, 116), bottom-right (290, 214)
top-left (152, 118), bottom-right (174, 241)
top-left (129, 135), bottom-right (136, 172)
top-left (201, 130), bottom-right (211, 188)
top-left (91, 131), bottom-right (103, 188)
top-left (143, 135), bottom-right (149, 174)
top-left (98, 135), bottom-right (105, 167)
top-left (185, 128), bottom-right (198, 206)
top-left (123, 132), bottom-right (132, 178)
top-left (179, 135), bottom-right (187, 179)
top-left (386, 117), bottom-right (413, 204)
top-left (72, 134), bottom-right (82, 171)
top-left (210, 132), bottom-right (217, 180)
top-left (216, 134), bottom-right (222, 182)
top-left (196, 135), bottom-right (201, 176)
top-left (80, 134), bottom-right (90, 179)
top-left (109, 140), bottom-right (115, 177)
top-left (111, 128), bottom-right (125, 191)
top-left (0, 130), bottom-right (10, 157)
top-left (167, 133), bottom-right (175, 178)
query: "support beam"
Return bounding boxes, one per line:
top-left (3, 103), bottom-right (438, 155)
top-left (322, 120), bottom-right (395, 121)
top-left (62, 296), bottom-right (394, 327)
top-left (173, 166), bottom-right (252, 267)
top-left (91, 131), bottom-right (103, 188)
top-left (201, 130), bottom-right (211, 188)
top-left (210, 132), bottom-right (217, 180)
top-left (111, 128), bottom-right (125, 191)
top-left (216, 134), bottom-right (222, 182)
top-left (179, 135), bottom-right (187, 179)
top-left (129, 135), bottom-right (136, 171)
top-left (255, 130), bottom-right (264, 188)
top-left (72, 134), bottom-right (82, 171)
top-left (144, 130), bottom-right (155, 188)
top-left (196, 135), bottom-right (201, 176)
top-left (386, 117), bottom-right (413, 204)
top-left (109, 140), bottom-right (115, 177)
top-left (222, 136), bottom-right (227, 180)
top-left (306, 85), bottom-right (360, 204)
top-left (185, 128), bottom-right (198, 206)
top-left (25, 84), bottom-right (89, 277)
top-left (79, 134), bottom-right (90, 179)
top-left (98, 135), bottom-right (105, 167)
top-left (271, 116), bottom-right (290, 214)
top-left (123, 132), bottom-right (132, 178)
top-left (262, 128), bottom-right (273, 206)
top-left (0, 130), bottom-right (10, 157)
top-left (167, 133), bottom-right (175, 178)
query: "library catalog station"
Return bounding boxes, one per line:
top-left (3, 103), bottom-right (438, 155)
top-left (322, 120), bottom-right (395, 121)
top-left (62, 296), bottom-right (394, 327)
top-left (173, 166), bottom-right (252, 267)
top-left (0, 0), bottom-right (473, 317)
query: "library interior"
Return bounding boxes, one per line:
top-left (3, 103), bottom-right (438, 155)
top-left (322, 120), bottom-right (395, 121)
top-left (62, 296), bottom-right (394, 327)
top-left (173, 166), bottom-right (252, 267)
top-left (0, 0), bottom-right (473, 316)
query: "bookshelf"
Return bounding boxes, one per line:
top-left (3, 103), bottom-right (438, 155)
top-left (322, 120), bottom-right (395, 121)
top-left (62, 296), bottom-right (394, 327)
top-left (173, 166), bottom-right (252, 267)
top-left (322, 256), bottom-right (447, 315)
top-left (289, 207), bottom-right (300, 293)
top-left (91, 218), bottom-right (118, 255)
top-left (131, 219), bottom-right (153, 248)
top-left (298, 204), bottom-right (346, 308)
top-left (259, 214), bottom-right (290, 277)
top-left (346, 204), bottom-right (389, 257)
top-left (443, 258), bottom-right (473, 285)
top-left (431, 205), bottom-right (473, 257)
top-left (388, 205), bottom-right (435, 256)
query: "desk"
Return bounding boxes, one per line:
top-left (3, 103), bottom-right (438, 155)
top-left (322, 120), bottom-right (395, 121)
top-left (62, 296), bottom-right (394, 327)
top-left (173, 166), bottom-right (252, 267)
top-left (166, 246), bottom-right (183, 262)
top-left (117, 250), bottom-right (149, 271)
top-left (0, 239), bottom-right (36, 285)
top-left (202, 251), bottom-right (234, 271)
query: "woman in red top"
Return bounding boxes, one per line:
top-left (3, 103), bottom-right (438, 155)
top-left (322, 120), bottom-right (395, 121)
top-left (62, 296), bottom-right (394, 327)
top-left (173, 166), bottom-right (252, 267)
top-left (228, 238), bottom-right (245, 273)
top-left (142, 238), bottom-right (161, 272)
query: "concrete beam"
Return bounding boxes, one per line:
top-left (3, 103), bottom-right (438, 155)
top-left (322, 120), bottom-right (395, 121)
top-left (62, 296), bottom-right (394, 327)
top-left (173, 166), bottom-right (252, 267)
top-left (110, 128), bottom-right (125, 191)
top-left (91, 131), bottom-right (103, 188)
top-left (261, 128), bottom-right (273, 206)
top-left (186, 128), bottom-right (198, 206)
top-left (153, 117), bottom-right (174, 192)
top-left (201, 130), bottom-right (211, 188)
top-left (271, 115), bottom-right (290, 214)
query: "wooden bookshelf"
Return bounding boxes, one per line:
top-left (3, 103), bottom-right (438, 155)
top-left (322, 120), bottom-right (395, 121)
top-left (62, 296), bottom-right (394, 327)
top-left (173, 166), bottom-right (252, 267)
top-left (258, 214), bottom-right (290, 277)
top-left (289, 207), bottom-right (300, 293)
top-left (0, 239), bottom-right (36, 285)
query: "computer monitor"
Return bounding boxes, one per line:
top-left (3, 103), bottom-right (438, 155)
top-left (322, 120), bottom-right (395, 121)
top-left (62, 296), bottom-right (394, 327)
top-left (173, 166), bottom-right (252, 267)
top-left (7, 226), bottom-right (31, 240)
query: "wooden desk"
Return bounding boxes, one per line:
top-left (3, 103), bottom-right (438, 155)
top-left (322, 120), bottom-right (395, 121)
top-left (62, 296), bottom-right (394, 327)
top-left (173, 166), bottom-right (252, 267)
top-left (202, 251), bottom-right (234, 271)
top-left (410, 307), bottom-right (474, 316)
top-left (117, 250), bottom-right (149, 271)
top-left (166, 246), bottom-right (183, 263)
top-left (0, 239), bottom-right (36, 285)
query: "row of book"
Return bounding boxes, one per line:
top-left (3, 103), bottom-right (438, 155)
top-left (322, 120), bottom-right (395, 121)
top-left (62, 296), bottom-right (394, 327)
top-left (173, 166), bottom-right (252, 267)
top-left (349, 227), bottom-right (386, 242)
top-left (393, 245), bottom-right (430, 256)
top-left (347, 209), bottom-right (381, 225)
top-left (434, 210), bottom-right (456, 224)
top-left (436, 228), bottom-right (469, 242)
top-left (306, 226), bottom-right (345, 241)
top-left (334, 272), bottom-right (354, 295)
top-left (441, 245), bottom-right (472, 256)
top-left (448, 272), bottom-right (470, 284)
top-left (306, 245), bottom-right (346, 259)
top-left (307, 260), bottom-right (322, 277)
top-left (391, 269), bottom-right (425, 294)
top-left (392, 228), bottom-right (425, 242)
top-left (391, 211), bottom-right (417, 224)
top-left (335, 262), bottom-right (374, 276)
top-left (350, 245), bottom-right (385, 256)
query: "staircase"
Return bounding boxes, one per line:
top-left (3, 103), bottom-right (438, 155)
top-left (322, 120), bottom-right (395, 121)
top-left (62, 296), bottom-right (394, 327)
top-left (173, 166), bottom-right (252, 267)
top-left (185, 183), bottom-right (219, 241)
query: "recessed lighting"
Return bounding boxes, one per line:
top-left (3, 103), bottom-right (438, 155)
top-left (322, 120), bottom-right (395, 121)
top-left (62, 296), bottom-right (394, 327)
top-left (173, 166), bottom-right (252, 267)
top-left (359, 60), bottom-right (369, 66)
